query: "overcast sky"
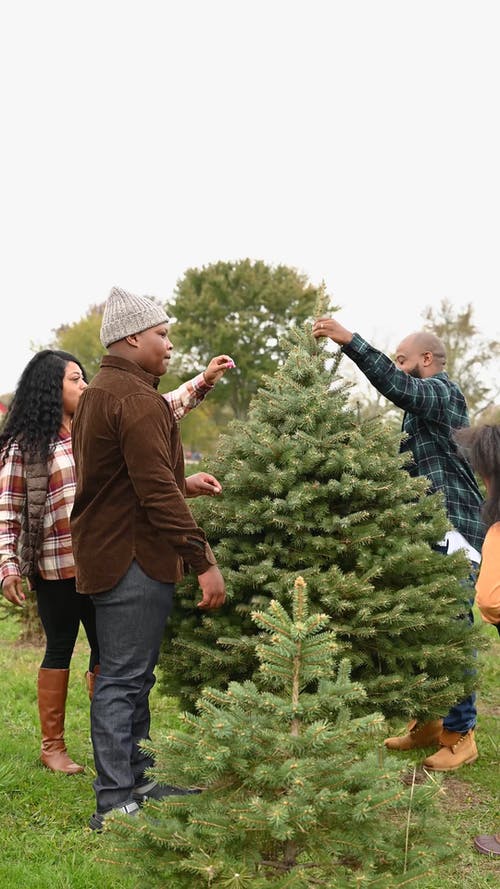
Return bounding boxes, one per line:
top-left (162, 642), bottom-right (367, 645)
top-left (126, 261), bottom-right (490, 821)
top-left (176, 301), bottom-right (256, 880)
top-left (1, 1), bottom-right (499, 395)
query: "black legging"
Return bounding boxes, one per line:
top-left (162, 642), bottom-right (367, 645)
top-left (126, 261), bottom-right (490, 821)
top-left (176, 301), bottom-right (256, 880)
top-left (35, 576), bottom-right (99, 671)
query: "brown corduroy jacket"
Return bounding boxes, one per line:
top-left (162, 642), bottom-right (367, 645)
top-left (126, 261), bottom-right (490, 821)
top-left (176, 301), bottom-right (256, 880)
top-left (70, 355), bottom-right (216, 595)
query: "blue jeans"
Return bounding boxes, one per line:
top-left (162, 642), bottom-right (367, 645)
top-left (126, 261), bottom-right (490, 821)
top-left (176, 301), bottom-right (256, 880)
top-left (90, 560), bottom-right (174, 813)
top-left (435, 549), bottom-right (479, 733)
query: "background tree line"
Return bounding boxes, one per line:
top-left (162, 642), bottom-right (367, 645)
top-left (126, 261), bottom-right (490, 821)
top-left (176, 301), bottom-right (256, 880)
top-left (1, 258), bottom-right (499, 644)
top-left (1, 259), bottom-right (500, 449)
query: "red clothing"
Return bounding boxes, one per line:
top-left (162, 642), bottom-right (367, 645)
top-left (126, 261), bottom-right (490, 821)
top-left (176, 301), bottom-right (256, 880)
top-left (0, 429), bottom-right (77, 583)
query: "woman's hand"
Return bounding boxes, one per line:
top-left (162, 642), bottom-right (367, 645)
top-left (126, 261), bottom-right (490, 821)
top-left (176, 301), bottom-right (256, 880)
top-left (2, 576), bottom-right (26, 606)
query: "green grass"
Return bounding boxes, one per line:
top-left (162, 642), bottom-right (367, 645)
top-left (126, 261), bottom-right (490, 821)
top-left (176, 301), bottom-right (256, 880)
top-left (0, 614), bottom-right (184, 889)
top-left (0, 610), bottom-right (498, 888)
top-left (381, 615), bottom-right (500, 888)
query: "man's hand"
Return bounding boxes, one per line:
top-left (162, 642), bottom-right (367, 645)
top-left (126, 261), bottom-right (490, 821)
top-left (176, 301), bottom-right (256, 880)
top-left (185, 472), bottom-right (222, 498)
top-left (312, 317), bottom-right (354, 346)
top-left (196, 565), bottom-right (226, 610)
top-left (2, 576), bottom-right (26, 607)
top-left (203, 355), bottom-right (235, 386)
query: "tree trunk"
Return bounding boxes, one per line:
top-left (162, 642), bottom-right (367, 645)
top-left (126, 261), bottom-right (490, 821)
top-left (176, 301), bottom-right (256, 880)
top-left (18, 586), bottom-right (44, 645)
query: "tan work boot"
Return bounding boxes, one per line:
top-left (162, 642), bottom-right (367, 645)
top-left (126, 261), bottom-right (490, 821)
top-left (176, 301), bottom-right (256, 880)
top-left (384, 718), bottom-right (443, 751)
top-left (423, 728), bottom-right (478, 771)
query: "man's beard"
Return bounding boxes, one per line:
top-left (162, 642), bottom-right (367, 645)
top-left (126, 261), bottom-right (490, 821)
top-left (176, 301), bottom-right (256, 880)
top-left (408, 366), bottom-right (422, 379)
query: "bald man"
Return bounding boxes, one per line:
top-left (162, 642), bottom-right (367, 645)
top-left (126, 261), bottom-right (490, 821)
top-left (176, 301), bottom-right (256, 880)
top-left (313, 316), bottom-right (484, 772)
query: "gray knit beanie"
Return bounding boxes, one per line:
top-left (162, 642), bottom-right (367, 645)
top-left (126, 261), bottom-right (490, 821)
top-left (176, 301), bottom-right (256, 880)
top-left (100, 286), bottom-right (169, 347)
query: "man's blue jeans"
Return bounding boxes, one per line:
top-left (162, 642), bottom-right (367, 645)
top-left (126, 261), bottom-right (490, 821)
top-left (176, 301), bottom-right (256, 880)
top-left (437, 552), bottom-right (479, 734)
top-left (90, 560), bottom-right (174, 813)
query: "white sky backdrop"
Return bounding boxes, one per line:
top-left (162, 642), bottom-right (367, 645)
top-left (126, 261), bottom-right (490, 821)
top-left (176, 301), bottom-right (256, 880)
top-left (1, 0), bottom-right (499, 394)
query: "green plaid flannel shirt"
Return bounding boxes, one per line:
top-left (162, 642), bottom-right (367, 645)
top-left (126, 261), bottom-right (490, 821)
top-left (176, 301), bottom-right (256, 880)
top-left (342, 333), bottom-right (485, 552)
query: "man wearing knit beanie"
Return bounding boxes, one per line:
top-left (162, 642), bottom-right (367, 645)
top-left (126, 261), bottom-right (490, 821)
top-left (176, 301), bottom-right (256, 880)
top-left (100, 286), bottom-right (170, 348)
top-left (71, 286), bottom-right (226, 830)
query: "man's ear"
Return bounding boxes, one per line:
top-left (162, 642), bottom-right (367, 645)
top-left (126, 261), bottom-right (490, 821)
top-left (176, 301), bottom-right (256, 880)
top-left (422, 350), bottom-right (433, 366)
top-left (125, 334), bottom-right (140, 348)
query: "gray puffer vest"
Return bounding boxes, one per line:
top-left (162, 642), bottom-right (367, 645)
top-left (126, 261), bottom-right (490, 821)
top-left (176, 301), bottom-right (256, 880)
top-left (18, 454), bottom-right (49, 589)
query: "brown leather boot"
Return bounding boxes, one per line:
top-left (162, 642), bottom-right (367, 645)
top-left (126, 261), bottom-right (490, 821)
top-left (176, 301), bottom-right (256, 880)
top-left (384, 718), bottom-right (443, 751)
top-left (37, 668), bottom-right (84, 774)
top-left (84, 665), bottom-right (100, 701)
top-left (422, 728), bottom-right (478, 771)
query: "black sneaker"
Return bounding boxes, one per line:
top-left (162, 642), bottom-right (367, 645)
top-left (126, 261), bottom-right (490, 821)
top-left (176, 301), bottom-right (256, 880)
top-left (132, 779), bottom-right (201, 805)
top-left (89, 800), bottom-right (140, 831)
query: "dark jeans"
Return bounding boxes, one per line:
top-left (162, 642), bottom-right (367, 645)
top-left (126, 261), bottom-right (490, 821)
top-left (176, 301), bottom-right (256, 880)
top-left (433, 546), bottom-right (478, 733)
top-left (90, 560), bottom-right (174, 813)
top-left (35, 576), bottom-right (99, 671)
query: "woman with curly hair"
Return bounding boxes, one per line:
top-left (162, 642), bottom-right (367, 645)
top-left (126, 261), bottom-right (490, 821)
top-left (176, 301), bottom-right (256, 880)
top-left (0, 348), bottom-right (233, 775)
top-left (0, 350), bottom-right (93, 774)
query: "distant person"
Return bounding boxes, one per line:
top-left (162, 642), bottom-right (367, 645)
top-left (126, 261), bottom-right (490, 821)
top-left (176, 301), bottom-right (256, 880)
top-left (70, 287), bottom-right (227, 829)
top-left (454, 423), bottom-right (500, 857)
top-left (313, 317), bottom-right (485, 771)
top-left (0, 346), bottom-right (233, 775)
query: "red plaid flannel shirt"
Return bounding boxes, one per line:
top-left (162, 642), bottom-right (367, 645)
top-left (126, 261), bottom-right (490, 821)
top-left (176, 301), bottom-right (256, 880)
top-left (0, 372), bottom-right (212, 584)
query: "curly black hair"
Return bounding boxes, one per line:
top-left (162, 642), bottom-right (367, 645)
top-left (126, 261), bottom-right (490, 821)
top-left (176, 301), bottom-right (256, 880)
top-left (0, 350), bottom-right (88, 465)
top-left (454, 424), bottom-right (500, 529)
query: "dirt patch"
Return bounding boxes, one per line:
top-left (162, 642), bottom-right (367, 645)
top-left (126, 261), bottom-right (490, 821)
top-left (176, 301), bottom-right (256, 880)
top-left (438, 776), bottom-right (486, 809)
top-left (400, 766), bottom-right (433, 786)
top-left (9, 636), bottom-right (44, 650)
top-left (477, 698), bottom-right (500, 718)
top-left (481, 704), bottom-right (500, 717)
top-left (400, 769), bottom-right (488, 808)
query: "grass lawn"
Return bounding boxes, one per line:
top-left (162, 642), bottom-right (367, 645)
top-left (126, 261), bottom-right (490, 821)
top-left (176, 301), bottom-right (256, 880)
top-left (0, 607), bottom-right (498, 888)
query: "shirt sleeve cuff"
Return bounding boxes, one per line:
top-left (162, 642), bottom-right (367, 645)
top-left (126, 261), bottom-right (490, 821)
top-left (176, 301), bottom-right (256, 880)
top-left (342, 332), bottom-right (369, 358)
top-left (182, 538), bottom-right (217, 574)
top-left (0, 565), bottom-right (21, 586)
top-left (195, 372), bottom-right (214, 392)
top-left (193, 542), bottom-right (218, 574)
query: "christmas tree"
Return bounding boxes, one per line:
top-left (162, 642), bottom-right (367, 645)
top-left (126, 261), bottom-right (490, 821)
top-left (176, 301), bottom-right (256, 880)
top-left (106, 578), bottom-right (449, 887)
top-left (160, 314), bottom-right (483, 722)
